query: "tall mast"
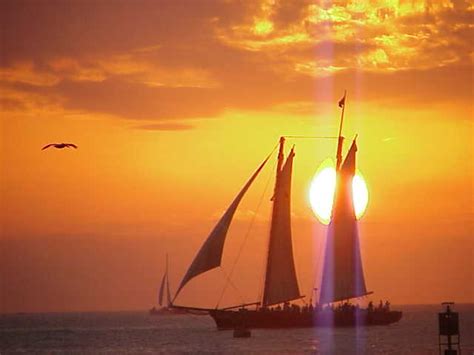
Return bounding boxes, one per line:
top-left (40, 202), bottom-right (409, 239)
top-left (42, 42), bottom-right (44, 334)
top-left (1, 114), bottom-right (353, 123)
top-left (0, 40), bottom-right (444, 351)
top-left (277, 136), bottom-right (285, 174)
top-left (261, 137), bottom-right (285, 306)
top-left (319, 92), bottom-right (372, 304)
top-left (336, 90), bottom-right (347, 171)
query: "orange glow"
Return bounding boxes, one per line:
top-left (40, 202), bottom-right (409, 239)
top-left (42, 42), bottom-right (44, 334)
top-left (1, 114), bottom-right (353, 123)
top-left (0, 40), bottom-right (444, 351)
top-left (0, 1), bottom-right (472, 313)
top-left (309, 159), bottom-right (369, 224)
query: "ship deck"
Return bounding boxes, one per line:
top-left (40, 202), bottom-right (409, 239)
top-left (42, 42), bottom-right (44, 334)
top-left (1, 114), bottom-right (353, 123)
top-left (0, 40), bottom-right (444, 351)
top-left (209, 308), bottom-right (402, 329)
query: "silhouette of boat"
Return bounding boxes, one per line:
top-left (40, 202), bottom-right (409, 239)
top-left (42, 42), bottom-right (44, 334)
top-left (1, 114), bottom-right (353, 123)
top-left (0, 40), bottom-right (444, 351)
top-left (172, 95), bottom-right (402, 328)
top-left (149, 255), bottom-right (195, 316)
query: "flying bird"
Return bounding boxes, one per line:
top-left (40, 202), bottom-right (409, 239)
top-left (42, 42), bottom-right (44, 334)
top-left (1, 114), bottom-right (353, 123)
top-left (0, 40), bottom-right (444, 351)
top-left (42, 143), bottom-right (78, 150)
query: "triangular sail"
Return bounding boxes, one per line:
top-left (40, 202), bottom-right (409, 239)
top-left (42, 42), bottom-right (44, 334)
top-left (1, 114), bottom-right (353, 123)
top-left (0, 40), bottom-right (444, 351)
top-left (262, 144), bottom-right (301, 307)
top-left (158, 271), bottom-right (167, 306)
top-left (159, 254), bottom-right (170, 307)
top-left (319, 139), bottom-right (370, 304)
top-left (174, 155), bottom-right (270, 300)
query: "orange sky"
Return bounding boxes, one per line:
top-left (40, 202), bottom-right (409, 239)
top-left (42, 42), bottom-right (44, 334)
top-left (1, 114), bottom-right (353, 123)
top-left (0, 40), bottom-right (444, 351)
top-left (1, 0), bottom-right (473, 313)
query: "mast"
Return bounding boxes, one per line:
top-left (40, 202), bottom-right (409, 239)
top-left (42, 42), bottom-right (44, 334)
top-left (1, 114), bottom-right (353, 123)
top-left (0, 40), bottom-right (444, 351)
top-left (261, 136), bottom-right (285, 306)
top-left (276, 136), bottom-right (285, 175)
top-left (261, 137), bottom-right (301, 307)
top-left (319, 93), bottom-right (371, 304)
top-left (336, 90), bottom-right (346, 171)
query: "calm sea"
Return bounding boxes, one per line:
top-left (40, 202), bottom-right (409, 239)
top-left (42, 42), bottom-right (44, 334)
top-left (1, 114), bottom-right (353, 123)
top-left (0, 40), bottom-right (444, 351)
top-left (1, 304), bottom-right (472, 354)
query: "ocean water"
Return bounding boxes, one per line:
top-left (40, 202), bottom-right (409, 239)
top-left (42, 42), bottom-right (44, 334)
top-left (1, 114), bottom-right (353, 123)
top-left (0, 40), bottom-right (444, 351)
top-left (1, 305), bottom-right (472, 354)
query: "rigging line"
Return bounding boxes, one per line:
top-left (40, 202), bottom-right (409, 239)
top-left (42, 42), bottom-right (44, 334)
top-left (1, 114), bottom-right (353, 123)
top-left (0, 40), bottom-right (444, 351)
top-left (215, 152), bottom-right (278, 309)
top-left (218, 266), bottom-right (246, 306)
top-left (310, 226), bottom-right (327, 305)
top-left (256, 157), bottom-right (278, 308)
top-left (291, 219), bottom-right (304, 304)
top-left (215, 142), bottom-right (279, 309)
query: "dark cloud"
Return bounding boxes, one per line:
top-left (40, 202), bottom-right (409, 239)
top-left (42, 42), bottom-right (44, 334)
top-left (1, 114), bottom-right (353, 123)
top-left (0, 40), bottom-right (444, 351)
top-left (0, 0), bottom-right (247, 64)
top-left (272, 1), bottom-right (314, 28)
top-left (1, 1), bottom-right (472, 122)
top-left (0, 98), bottom-right (26, 111)
top-left (2, 62), bottom-right (471, 121)
top-left (53, 78), bottom-right (224, 120)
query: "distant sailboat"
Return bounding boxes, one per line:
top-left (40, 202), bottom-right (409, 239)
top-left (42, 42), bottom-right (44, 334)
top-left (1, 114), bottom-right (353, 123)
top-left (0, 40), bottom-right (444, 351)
top-left (149, 255), bottom-right (188, 315)
top-left (172, 96), bottom-right (402, 328)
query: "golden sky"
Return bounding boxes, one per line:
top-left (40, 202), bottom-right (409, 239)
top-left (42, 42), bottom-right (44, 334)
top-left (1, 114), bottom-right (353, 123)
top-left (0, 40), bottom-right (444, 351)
top-left (1, 0), bottom-right (473, 313)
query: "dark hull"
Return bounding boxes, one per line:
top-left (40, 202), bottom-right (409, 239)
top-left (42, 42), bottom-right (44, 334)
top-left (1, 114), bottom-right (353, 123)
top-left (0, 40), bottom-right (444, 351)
top-left (209, 309), bottom-right (402, 329)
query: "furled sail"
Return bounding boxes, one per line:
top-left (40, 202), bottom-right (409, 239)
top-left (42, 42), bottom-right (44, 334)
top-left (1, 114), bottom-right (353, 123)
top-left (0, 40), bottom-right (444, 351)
top-left (262, 144), bottom-right (301, 306)
top-left (173, 155), bottom-right (270, 300)
top-left (319, 139), bottom-right (370, 304)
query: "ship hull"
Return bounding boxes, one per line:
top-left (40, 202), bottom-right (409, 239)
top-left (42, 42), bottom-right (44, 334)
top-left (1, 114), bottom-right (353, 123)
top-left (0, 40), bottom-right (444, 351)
top-left (209, 309), bottom-right (402, 329)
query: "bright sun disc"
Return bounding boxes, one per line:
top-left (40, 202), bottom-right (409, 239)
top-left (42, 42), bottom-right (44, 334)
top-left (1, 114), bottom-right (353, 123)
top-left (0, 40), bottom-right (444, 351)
top-left (309, 159), bottom-right (369, 225)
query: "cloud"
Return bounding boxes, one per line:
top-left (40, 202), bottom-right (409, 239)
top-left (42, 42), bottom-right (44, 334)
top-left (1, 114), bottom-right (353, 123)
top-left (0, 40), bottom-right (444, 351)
top-left (0, 62), bottom-right (60, 86)
top-left (0, 1), bottom-right (472, 122)
top-left (0, 97), bottom-right (26, 112)
top-left (216, 1), bottom-right (473, 72)
top-left (0, 85), bottom-right (64, 115)
top-left (134, 123), bottom-right (194, 131)
top-left (50, 78), bottom-right (225, 120)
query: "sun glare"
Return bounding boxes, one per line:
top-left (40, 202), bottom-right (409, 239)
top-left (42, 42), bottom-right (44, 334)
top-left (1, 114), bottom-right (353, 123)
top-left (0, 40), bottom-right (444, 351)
top-left (309, 159), bottom-right (369, 225)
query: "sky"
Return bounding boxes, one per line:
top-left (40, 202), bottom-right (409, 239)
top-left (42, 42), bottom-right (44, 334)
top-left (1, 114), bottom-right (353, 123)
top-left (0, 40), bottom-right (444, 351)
top-left (0, 0), bottom-right (472, 313)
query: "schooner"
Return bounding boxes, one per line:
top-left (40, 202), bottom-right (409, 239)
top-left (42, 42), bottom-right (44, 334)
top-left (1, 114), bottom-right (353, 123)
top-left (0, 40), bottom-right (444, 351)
top-left (171, 96), bottom-right (402, 328)
top-left (149, 255), bottom-right (188, 315)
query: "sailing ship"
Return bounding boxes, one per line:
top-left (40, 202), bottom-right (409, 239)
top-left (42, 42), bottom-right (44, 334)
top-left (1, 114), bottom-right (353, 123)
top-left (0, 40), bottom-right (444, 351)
top-left (172, 97), bottom-right (402, 328)
top-left (149, 255), bottom-right (188, 315)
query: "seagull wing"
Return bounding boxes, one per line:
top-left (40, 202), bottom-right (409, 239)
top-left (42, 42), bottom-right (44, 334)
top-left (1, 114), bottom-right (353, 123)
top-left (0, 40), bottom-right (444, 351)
top-left (42, 144), bottom-right (55, 150)
top-left (67, 143), bottom-right (78, 149)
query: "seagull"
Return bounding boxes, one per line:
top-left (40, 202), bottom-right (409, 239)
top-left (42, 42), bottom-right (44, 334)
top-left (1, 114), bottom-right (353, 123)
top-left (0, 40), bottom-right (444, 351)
top-left (42, 143), bottom-right (78, 150)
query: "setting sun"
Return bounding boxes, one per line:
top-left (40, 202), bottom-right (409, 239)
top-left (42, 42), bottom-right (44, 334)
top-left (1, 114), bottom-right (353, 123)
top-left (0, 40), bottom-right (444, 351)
top-left (309, 159), bottom-right (369, 224)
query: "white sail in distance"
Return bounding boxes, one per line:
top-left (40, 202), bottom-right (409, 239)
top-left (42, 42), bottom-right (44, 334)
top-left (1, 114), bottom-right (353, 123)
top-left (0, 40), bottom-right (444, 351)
top-left (158, 271), bottom-right (167, 306)
top-left (158, 254), bottom-right (172, 306)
